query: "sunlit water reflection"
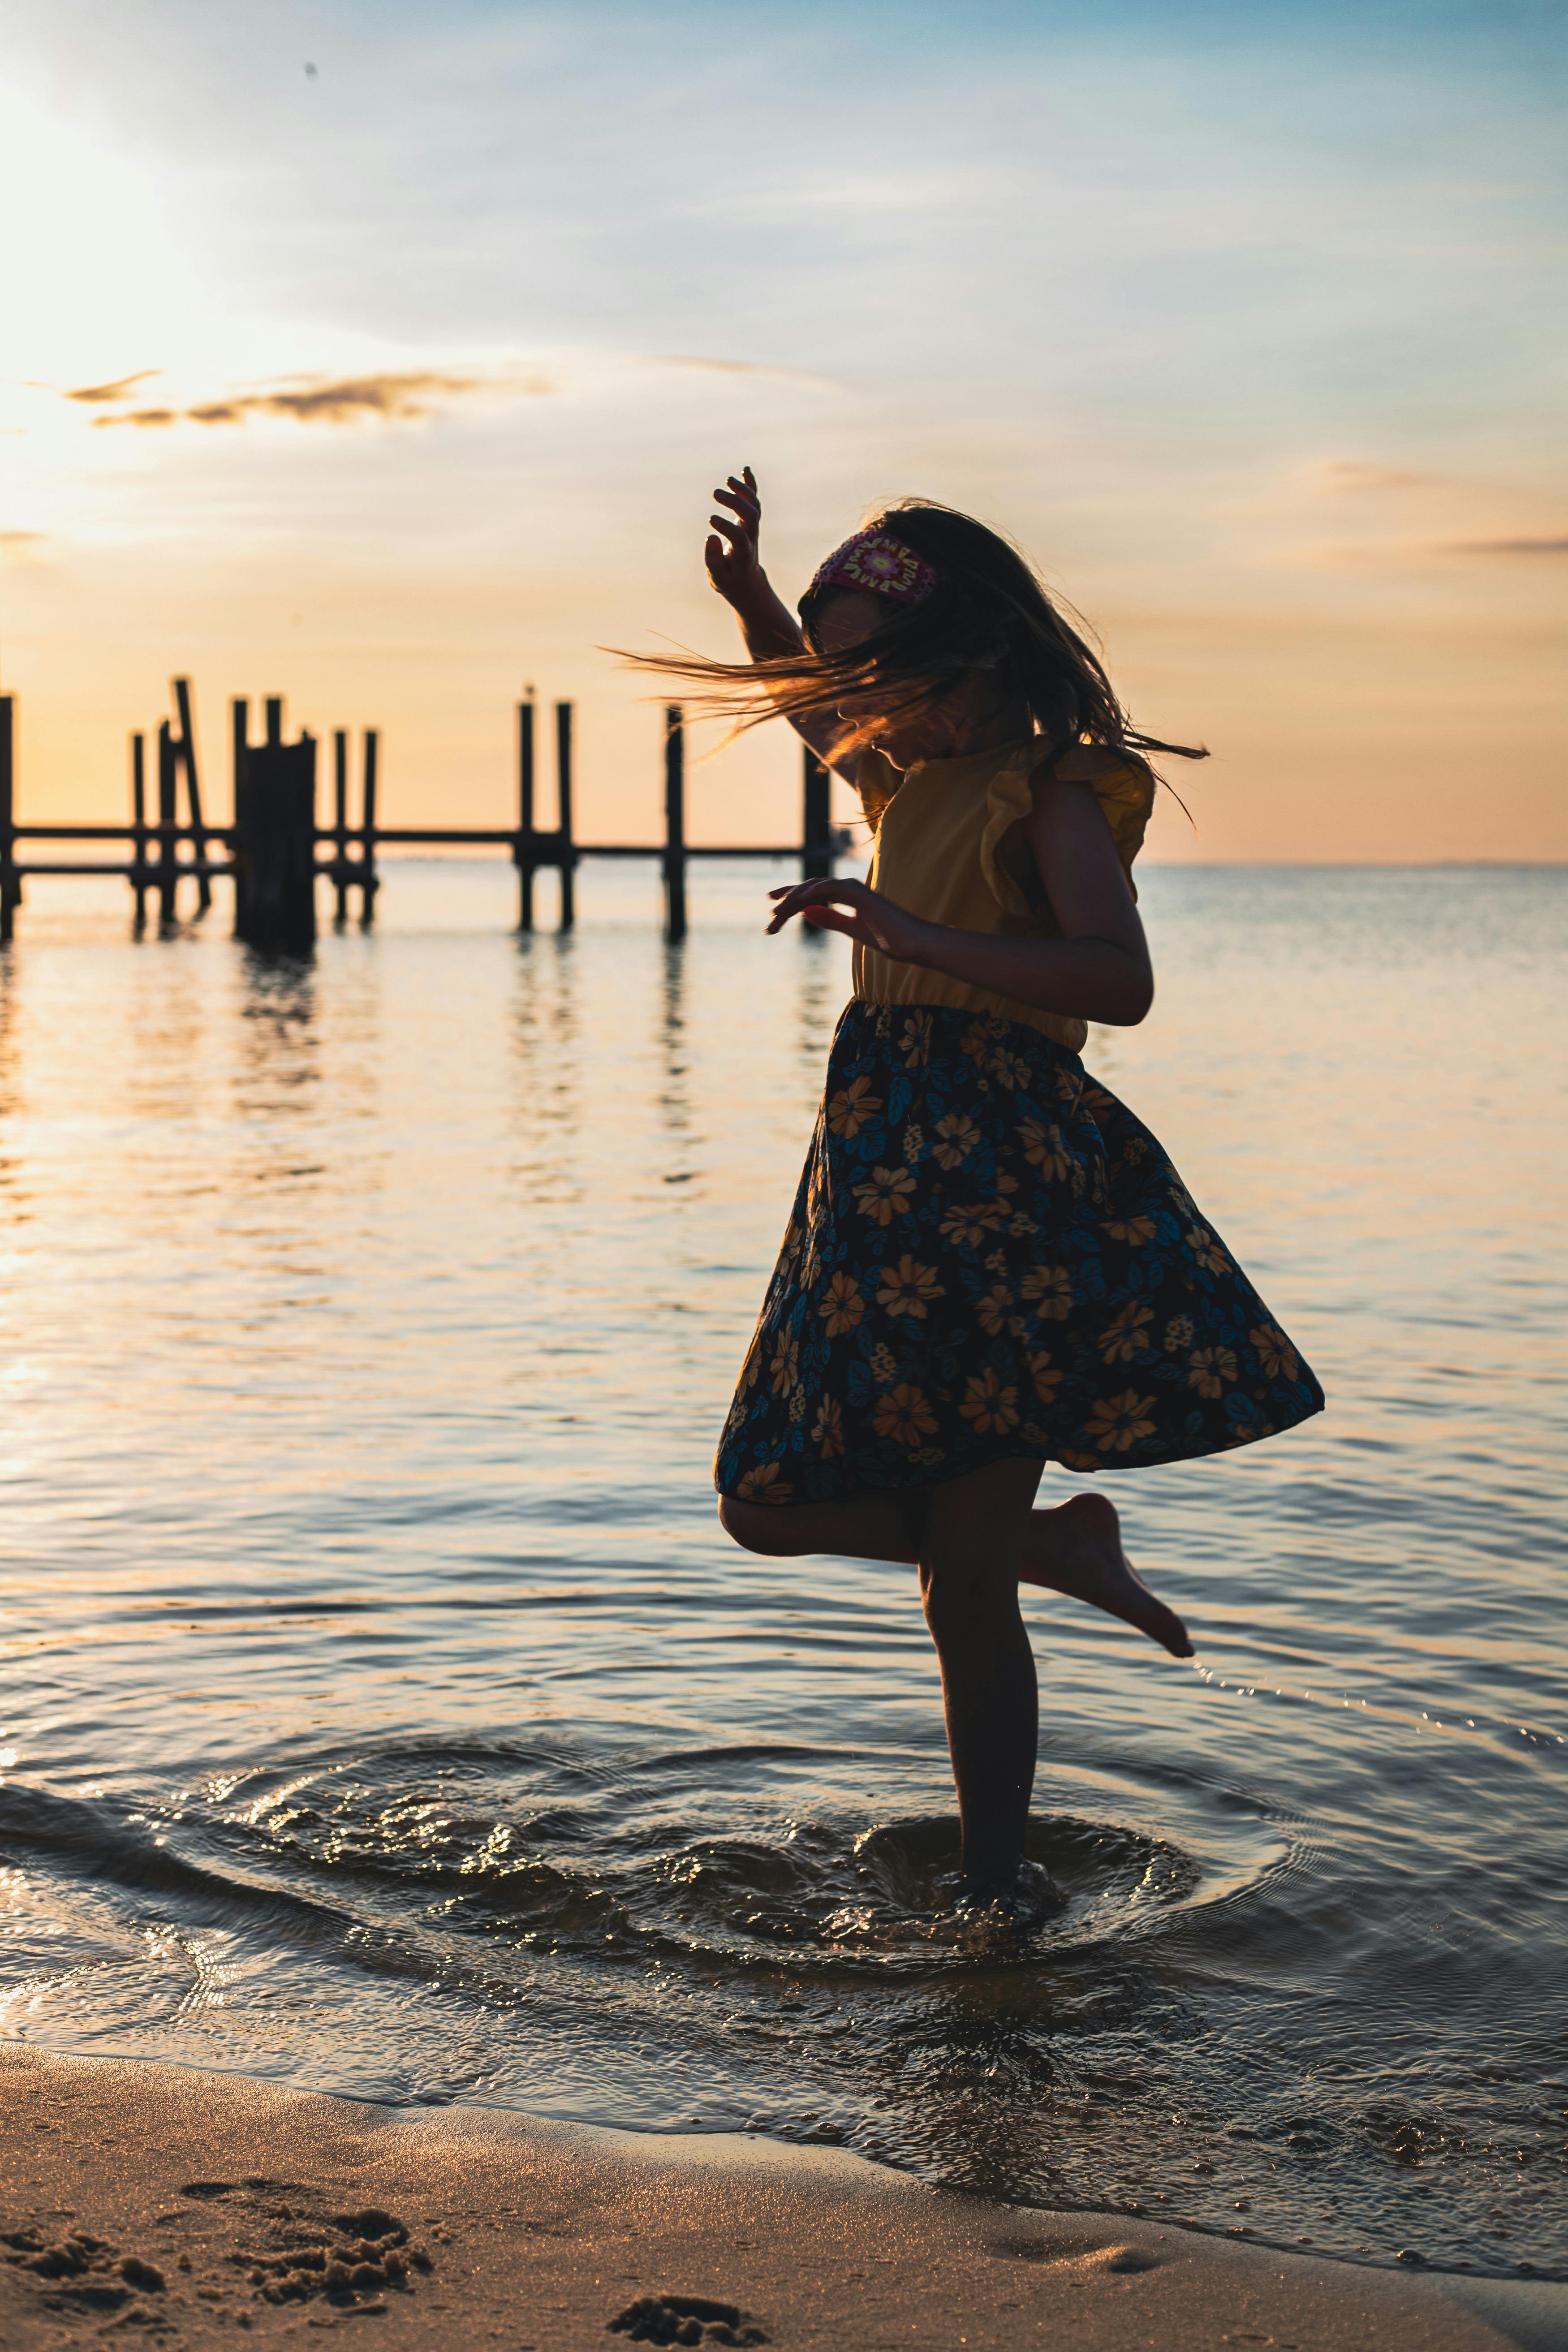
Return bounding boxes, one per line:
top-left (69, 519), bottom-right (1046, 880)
top-left (0, 860), bottom-right (1564, 2280)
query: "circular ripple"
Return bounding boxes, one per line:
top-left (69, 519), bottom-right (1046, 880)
top-left (204, 1741), bottom-right (1281, 1978)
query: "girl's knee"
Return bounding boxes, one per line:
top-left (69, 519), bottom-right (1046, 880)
top-left (718, 1494), bottom-right (789, 1555)
top-left (920, 1554), bottom-right (1019, 1648)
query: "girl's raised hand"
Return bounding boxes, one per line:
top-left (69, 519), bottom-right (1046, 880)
top-left (706, 467), bottom-right (764, 611)
top-left (766, 878), bottom-right (931, 966)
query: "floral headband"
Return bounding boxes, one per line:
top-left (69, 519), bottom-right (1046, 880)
top-left (807, 528), bottom-right (937, 606)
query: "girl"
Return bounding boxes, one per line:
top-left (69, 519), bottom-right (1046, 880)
top-left (642, 474), bottom-right (1323, 1921)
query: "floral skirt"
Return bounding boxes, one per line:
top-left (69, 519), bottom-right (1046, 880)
top-left (715, 1001), bottom-right (1324, 1506)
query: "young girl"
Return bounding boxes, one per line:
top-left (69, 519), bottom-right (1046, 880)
top-left (646, 474), bottom-right (1323, 1921)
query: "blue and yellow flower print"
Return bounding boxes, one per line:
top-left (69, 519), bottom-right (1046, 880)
top-left (715, 1003), bottom-right (1323, 1505)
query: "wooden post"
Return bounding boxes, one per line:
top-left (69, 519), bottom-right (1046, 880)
top-left (515, 698), bottom-right (535, 931)
top-left (555, 701), bottom-right (575, 930)
top-left (130, 732), bottom-right (148, 929)
top-left (0, 695), bottom-right (17, 944)
top-left (232, 697), bottom-right (249, 820)
top-left (358, 729), bottom-right (379, 925)
top-left (332, 730), bottom-right (349, 925)
top-left (663, 705), bottom-right (687, 942)
top-left (231, 697), bottom-right (249, 935)
top-left (802, 745), bottom-right (832, 881)
top-left (233, 696), bottom-right (318, 950)
top-left (156, 720), bottom-right (180, 924)
top-left (172, 677), bottom-right (211, 914)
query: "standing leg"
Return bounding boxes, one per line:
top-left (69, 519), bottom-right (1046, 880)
top-left (917, 1458), bottom-right (1044, 1895)
top-left (725, 1463), bottom-right (1043, 1896)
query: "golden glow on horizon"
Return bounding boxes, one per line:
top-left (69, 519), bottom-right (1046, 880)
top-left (1, 25), bottom-right (1563, 864)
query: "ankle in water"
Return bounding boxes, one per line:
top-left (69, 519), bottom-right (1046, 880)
top-left (945, 1858), bottom-right (1064, 1930)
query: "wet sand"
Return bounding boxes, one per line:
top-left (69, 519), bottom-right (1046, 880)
top-left (1, 2045), bottom-right (1561, 2350)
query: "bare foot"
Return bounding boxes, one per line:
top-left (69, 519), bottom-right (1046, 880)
top-left (945, 1859), bottom-right (1065, 1932)
top-left (1019, 1492), bottom-right (1194, 1658)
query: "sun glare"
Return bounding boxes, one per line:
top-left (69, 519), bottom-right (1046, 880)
top-left (0, 82), bottom-right (205, 385)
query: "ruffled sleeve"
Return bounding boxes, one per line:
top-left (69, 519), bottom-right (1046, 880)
top-left (1053, 743), bottom-right (1156, 888)
top-left (979, 740), bottom-right (1156, 915)
top-left (853, 746), bottom-right (901, 837)
top-left (977, 743), bottom-right (1039, 917)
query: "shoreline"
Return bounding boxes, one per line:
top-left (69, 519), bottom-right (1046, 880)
top-left (2, 2044), bottom-right (1563, 2349)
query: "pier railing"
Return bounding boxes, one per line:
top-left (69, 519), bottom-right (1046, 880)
top-left (0, 683), bottom-right (841, 948)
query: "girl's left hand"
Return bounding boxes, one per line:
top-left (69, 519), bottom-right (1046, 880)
top-left (766, 878), bottom-right (930, 964)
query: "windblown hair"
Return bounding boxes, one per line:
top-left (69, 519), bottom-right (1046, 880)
top-left (621, 499), bottom-right (1206, 775)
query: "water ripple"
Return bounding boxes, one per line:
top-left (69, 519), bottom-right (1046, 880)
top-left (0, 863), bottom-right (1564, 2278)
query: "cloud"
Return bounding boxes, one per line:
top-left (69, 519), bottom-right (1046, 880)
top-left (1440, 534), bottom-right (1568, 557)
top-left (62, 369), bottom-right (160, 405)
top-left (654, 354), bottom-right (793, 377)
top-left (0, 531), bottom-right (46, 556)
top-left (1298, 530), bottom-right (1568, 571)
top-left (646, 353), bottom-right (836, 393)
top-left (91, 369), bottom-right (553, 430)
top-left (1308, 467), bottom-right (1568, 562)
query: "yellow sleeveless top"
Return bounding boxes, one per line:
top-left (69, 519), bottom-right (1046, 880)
top-left (850, 735), bottom-right (1155, 1056)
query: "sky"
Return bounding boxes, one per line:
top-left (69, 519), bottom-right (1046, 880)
top-left (0, 0), bottom-right (1564, 861)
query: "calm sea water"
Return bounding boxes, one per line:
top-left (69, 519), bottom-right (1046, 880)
top-left (1, 860), bottom-right (1564, 2281)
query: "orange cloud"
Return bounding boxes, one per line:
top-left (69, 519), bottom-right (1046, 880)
top-left (62, 369), bottom-right (160, 405)
top-left (650, 353), bottom-right (834, 391)
top-left (92, 369), bottom-right (553, 430)
top-left (656, 354), bottom-right (788, 376)
top-left (1440, 535), bottom-right (1568, 557)
top-left (1294, 529), bottom-right (1568, 571)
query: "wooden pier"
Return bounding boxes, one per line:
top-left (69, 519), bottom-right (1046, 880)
top-left (0, 683), bottom-right (841, 948)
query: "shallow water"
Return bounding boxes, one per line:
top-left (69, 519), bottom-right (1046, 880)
top-left (1, 860), bottom-right (1564, 2281)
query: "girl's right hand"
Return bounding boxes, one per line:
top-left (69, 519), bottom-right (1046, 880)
top-left (765, 877), bottom-right (934, 967)
top-left (706, 467), bottom-right (764, 612)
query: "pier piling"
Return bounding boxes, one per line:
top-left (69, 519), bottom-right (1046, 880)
top-left (555, 702), bottom-right (576, 930)
top-left (332, 732), bottom-right (349, 925)
top-left (156, 723), bottom-right (180, 926)
top-left (130, 734), bottom-right (149, 929)
top-left (515, 699), bottom-right (536, 931)
top-left (233, 697), bottom-right (318, 952)
top-left (0, 695), bottom-right (18, 944)
top-left (663, 706), bottom-right (687, 943)
top-left (172, 678), bottom-right (212, 915)
top-left (803, 748), bottom-right (832, 881)
top-left (359, 731), bottom-right (379, 924)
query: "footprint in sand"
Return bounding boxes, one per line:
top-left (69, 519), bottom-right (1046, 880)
top-left (2, 2224), bottom-right (169, 2325)
top-left (608, 2292), bottom-right (769, 2345)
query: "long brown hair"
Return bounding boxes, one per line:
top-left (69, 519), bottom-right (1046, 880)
top-left (622, 498), bottom-right (1207, 774)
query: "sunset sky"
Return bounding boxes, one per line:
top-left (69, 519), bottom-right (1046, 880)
top-left (1, 0), bottom-right (1563, 862)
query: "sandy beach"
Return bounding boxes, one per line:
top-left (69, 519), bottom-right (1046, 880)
top-left (1, 2044), bottom-right (1560, 2352)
